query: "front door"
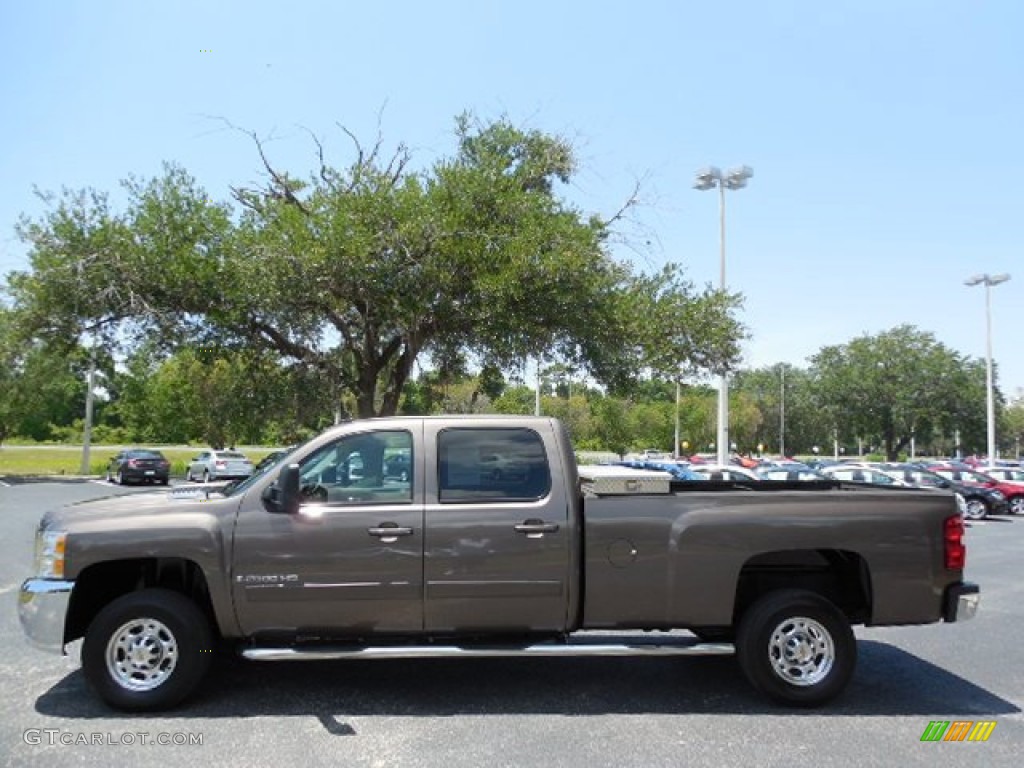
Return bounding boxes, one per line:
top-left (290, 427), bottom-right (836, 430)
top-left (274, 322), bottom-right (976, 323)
top-left (231, 426), bottom-right (424, 636)
top-left (422, 423), bottom-right (571, 634)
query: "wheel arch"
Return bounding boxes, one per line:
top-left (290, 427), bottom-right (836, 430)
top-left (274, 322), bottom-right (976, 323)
top-left (65, 557), bottom-right (225, 645)
top-left (732, 549), bottom-right (873, 626)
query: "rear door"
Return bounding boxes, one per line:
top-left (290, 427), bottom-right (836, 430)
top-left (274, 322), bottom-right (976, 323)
top-left (422, 423), bottom-right (571, 634)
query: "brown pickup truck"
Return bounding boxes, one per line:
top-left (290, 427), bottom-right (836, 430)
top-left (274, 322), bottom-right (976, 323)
top-left (18, 416), bottom-right (979, 712)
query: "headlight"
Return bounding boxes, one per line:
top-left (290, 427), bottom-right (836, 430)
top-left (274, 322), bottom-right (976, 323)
top-left (989, 490), bottom-right (1005, 500)
top-left (35, 530), bottom-right (68, 579)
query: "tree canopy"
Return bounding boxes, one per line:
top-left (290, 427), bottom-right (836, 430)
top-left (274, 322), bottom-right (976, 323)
top-left (8, 114), bottom-right (743, 418)
top-left (810, 325), bottom-right (986, 459)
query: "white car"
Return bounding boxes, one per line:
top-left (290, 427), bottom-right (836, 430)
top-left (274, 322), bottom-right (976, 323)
top-left (688, 464), bottom-right (762, 482)
top-left (983, 466), bottom-right (1024, 486)
top-left (758, 467), bottom-right (827, 482)
top-left (819, 466), bottom-right (909, 486)
top-left (186, 449), bottom-right (254, 483)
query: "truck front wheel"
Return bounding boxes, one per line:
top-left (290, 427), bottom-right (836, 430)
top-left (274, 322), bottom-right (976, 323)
top-left (736, 589), bottom-right (855, 707)
top-left (82, 588), bottom-right (213, 712)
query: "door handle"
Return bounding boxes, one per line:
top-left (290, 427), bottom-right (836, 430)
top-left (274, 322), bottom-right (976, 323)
top-left (514, 519), bottom-right (560, 538)
top-left (368, 524), bottom-right (414, 542)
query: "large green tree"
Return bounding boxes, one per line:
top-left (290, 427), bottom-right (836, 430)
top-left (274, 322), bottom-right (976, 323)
top-left (10, 115), bottom-right (743, 419)
top-left (732, 364), bottom-right (834, 455)
top-left (810, 325), bottom-right (987, 460)
top-left (1002, 398), bottom-right (1024, 459)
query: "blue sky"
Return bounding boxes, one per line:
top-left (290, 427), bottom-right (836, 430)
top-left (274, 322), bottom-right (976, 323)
top-left (1, 0), bottom-right (1021, 396)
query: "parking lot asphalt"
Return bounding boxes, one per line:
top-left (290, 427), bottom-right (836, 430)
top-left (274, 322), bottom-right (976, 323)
top-left (1, 480), bottom-right (1022, 768)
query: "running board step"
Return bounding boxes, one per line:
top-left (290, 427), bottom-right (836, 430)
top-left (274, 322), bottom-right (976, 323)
top-left (242, 638), bottom-right (735, 662)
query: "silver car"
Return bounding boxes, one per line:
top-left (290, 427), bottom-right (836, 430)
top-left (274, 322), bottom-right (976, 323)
top-left (186, 449), bottom-right (254, 483)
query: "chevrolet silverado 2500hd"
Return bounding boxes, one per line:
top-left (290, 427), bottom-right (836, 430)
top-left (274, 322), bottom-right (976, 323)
top-left (18, 416), bottom-right (979, 711)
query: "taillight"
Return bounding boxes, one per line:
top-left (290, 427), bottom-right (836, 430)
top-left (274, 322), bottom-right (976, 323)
top-left (127, 459), bottom-right (139, 467)
top-left (216, 461), bottom-right (226, 468)
top-left (944, 515), bottom-right (966, 570)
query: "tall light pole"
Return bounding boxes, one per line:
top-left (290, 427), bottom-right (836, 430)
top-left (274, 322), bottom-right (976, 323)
top-left (779, 364), bottom-right (786, 457)
top-left (695, 165), bottom-right (753, 465)
top-left (965, 273), bottom-right (1010, 468)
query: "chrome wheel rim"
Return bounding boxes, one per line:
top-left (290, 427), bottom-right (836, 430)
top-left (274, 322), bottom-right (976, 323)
top-left (1010, 497), bottom-right (1024, 515)
top-left (768, 616), bottom-right (834, 687)
top-left (106, 617), bottom-right (179, 691)
top-left (965, 500), bottom-right (987, 520)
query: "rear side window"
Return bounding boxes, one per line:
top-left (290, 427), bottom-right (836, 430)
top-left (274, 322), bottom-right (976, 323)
top-left (438, 428), bottom-right (550, 503)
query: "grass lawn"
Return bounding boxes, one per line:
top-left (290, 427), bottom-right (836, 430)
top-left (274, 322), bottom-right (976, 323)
top-left (0, 446), bottom-right (277, 477)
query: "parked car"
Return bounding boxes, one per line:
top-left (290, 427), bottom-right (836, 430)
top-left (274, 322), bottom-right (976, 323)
top-left (638, 449), bottom-right (668, 460)
top-left (983, 466), bottom-right (1024, 486)
top-left (878, 464), bottom-right (1006, 520)
top-left (757, 466), bottom-right (828, 482)
top-left (186, 450), bottom-right (254, 483)
top-left (806, 458), bottom-right (842, 471)
top-left (688, 464), bottom-right (762, 482)
top-left (819, 465), bottom-right (906, 486)
top-left (926, 464), bottom-right (1024, 516)
top-left (617, 460), bottom-right (705, 481)
top-left (105, 449), bottom-right (170, 486)
top-left (384, 452), bottom-right (411, 481)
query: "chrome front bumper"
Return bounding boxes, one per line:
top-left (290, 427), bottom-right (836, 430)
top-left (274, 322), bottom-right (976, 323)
top-left (18, 579), bottom-right (74, 654)
top-left (943, 581), bottom-right (980, 623)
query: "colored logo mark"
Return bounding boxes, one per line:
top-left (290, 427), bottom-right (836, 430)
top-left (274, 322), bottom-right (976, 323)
top-left (200, 49), bottom-right (212, 53)
top-left (920, 720), bottom-right (996, 742)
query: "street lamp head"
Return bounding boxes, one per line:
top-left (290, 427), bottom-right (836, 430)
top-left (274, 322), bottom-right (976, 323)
top-left (723, 165), bottom-right (754, 189)
top-left (965, 273), bottom-right (1012, 287)
top-left (694, 166), bottom-right (722, 190)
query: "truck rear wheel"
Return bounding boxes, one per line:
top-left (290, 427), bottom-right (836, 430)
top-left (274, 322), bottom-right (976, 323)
top-left (736, 589), bottom-right (855, 707)
top-left (82, 588), bottom-right (213, 712)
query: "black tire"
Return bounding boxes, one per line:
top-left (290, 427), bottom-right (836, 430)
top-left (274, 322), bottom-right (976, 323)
top-left (116, 469), bottom-right (126, 486)
top-left (159, 477), bottom-right (170, 486)
top-left (202, 469), bottom-right (210, 483)
top-left (82, 588), bottom-right (214, 712)
top-left (736, 589), bottom-right (855, 708)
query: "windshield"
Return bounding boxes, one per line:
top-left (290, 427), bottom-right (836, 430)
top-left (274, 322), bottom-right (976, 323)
top-left (221, 444), bottom-right (303, 497)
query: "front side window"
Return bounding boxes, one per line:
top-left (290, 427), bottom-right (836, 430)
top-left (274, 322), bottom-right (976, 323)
top-left (438, 428), bottom-right (550, 502)
top-left (297, 430), bottom-right (413, 505)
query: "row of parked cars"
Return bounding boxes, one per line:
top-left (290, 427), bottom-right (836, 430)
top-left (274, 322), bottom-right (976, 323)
top-left (103, 444), bottom-right (1024, 521)
top-left (611, 457), bottom-right (1024, 520)
top-left (104, 446), bottom-right (414, 486)
top-left (104, 448), bottom-right (258, 486)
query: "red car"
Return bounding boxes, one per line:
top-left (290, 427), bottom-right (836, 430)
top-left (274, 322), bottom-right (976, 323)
top-left (926, 464), bottom-right (1024, 516)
